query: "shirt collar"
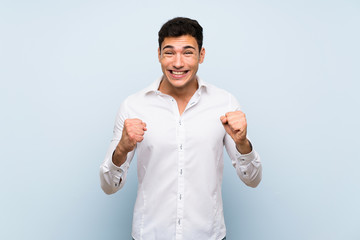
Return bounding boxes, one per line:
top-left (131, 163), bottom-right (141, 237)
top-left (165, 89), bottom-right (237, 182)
top-left (144, 76), bottom-right (208, 95)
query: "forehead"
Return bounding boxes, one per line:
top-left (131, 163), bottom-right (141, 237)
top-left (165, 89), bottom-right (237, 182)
top-left (161, 35), bottom-right (198, 50)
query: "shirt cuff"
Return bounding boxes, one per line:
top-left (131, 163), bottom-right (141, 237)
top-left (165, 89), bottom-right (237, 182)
top-left (109, 158), bottom-right (123, 171)
top-left (235, 149), bottom-right (256, 165)
top-left (108, 158), bottom-right (127, 187)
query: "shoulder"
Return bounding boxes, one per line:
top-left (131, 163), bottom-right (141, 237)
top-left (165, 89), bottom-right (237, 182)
top-left (122, 80), bottom-right (158, 104)
top-left (201, 80), bottom-right (241, 111)
top-left (116, 80), bottom-right (158, 115)
top-left (202, 81), bottom-right (235, 100)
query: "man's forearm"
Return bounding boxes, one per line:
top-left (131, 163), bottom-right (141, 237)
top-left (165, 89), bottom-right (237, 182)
top-left (112, 144), bottom-right (128, 167)
top-left (236, 139), bottom-right (252, 155)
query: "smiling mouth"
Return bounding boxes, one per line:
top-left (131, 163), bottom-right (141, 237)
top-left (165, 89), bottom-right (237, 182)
top-left (170, 70), bottom-right (189, 74)
top-left (169, 70), bottom-right (189, 78)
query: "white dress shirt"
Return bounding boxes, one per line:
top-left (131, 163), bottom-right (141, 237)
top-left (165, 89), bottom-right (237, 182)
top-left (100, 77), bottom-right (262, 240)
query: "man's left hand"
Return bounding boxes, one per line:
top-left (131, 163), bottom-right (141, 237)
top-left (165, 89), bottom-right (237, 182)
top-left (220, 111), bottom-right (252, 154)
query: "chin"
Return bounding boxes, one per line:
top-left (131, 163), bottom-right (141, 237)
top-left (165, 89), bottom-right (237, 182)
top-left (171, 79), bottom-right (191, 87)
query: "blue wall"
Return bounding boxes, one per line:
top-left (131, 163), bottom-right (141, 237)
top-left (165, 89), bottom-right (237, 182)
top-left (1, 0), bottom-right (359, 239)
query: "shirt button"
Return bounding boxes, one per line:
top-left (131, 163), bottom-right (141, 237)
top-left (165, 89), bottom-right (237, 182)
top-left (180, 144), bottom-right (183, 150)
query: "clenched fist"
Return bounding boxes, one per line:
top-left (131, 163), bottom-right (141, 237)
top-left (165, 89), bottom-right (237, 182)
top-left (113, 118), bottom-right (147, 167)
top-left (220, 111), bottom-right (252, 154)
top-left (120, 119), bottom-right (147, 152)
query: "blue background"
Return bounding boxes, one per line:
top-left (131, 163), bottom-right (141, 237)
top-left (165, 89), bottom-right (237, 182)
top-left (1, 0), bottom-right (359, 239)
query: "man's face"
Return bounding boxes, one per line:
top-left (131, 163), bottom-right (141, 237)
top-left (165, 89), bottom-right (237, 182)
top-left (158, 35), bottom-right (205, 91)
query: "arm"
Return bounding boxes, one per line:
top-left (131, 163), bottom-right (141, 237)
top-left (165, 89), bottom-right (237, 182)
top-left (99, 101), bottom-right (146, 194)
top-left (221, 95), bottom-right (262, 187)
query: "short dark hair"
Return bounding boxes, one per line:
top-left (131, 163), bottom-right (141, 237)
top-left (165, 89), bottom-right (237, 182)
top-left (158, 17), bottom-right (203, 52)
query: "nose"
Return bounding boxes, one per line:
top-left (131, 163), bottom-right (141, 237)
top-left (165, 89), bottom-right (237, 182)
top-left (173, 54), bottom-right (184, 69)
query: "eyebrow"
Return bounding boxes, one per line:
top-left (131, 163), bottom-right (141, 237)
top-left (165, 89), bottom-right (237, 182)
top-left (162, 45), bottom-right (196, 51)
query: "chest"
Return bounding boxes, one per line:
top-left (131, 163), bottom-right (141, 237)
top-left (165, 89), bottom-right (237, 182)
top-left (129, 99), bottom-right (227, 152)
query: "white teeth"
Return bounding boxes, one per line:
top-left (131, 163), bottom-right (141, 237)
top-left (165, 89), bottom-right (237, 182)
top-left (172, 71), bottom-right (186, 75)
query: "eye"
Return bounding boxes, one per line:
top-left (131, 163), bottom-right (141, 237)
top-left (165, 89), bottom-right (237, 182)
top-left (164, 51), bottom-right (174, 55)
top-left (184, 51), bottom-right (193, 55)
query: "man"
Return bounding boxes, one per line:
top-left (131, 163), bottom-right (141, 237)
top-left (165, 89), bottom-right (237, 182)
top-left (100, 17), bottom-right (262, 240)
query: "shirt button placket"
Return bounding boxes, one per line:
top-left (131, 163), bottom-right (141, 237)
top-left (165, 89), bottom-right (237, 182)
top-left (176, 116), bottom-right (185, 239)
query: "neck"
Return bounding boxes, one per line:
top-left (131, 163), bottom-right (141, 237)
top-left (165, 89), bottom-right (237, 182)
top-left (158, 76), bottom-right (198, 100)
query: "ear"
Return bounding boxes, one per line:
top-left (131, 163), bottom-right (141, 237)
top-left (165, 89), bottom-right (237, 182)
top-left (158, 48), bottom-right (161, 62)
top-left (199, 47), bottom-right (205, 64)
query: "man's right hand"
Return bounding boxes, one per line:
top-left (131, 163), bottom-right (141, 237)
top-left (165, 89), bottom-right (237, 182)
top-left (113, 118), bottom-right (147, 167)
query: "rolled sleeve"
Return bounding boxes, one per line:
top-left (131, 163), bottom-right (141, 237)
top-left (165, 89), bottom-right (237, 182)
top-left (100, 147), bottom-right (134, 194)
top-left (224, 132), bottom-right (262, 188)
top-left (234, 148), bottom-right (262, 188)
